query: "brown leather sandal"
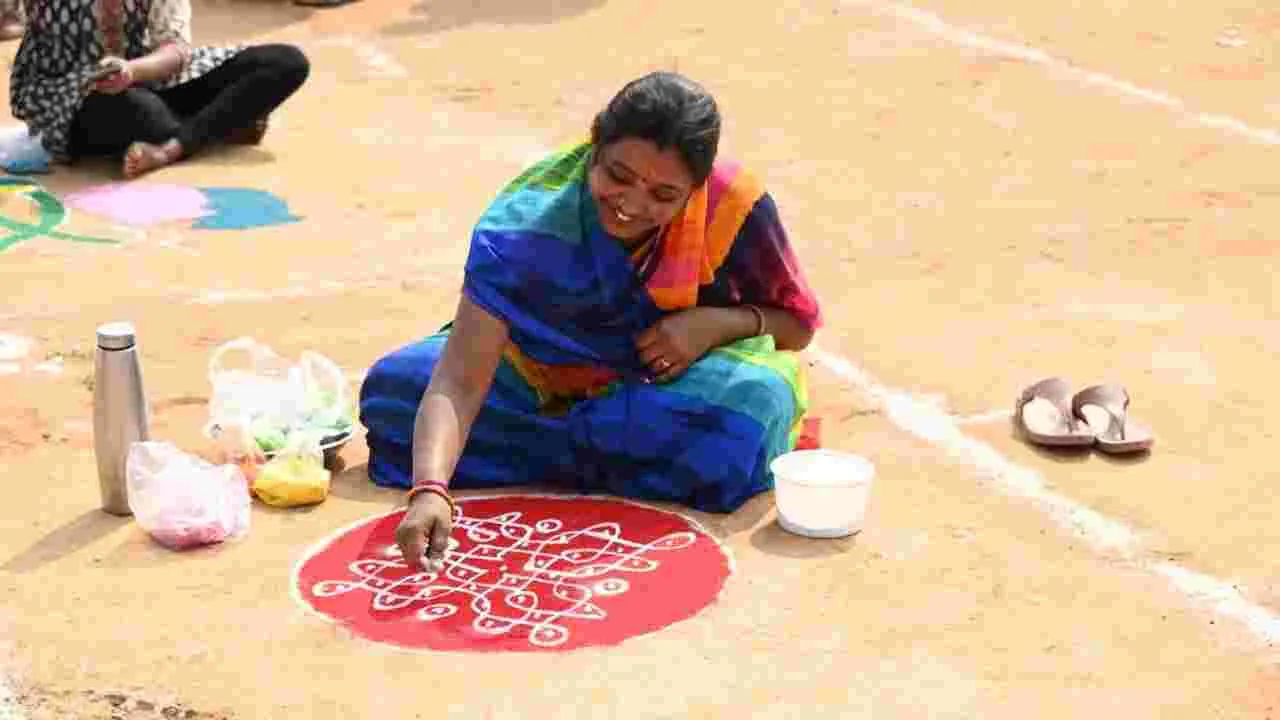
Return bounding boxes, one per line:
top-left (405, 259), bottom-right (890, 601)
top-left (1014, 377), bottom-right (1096, 447)
top-left (1071, 384), bottom-right (1154, 454)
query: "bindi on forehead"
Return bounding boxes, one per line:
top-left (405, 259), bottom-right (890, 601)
top-left (604, 143), bottom-right (692, 194)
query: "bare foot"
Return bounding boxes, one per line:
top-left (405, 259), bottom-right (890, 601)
top-left (226, 117), bottom-right (269, 146)
top-left (0, 16), bottom-right (24, 41)
top-left (122, 139), bottom-right (183, 179)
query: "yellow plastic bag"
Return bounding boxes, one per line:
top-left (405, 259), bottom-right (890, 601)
top-left (252, 432), bottom-right (330, 507)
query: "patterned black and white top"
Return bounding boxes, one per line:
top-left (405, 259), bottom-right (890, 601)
top-left (9, 0), bottom-right (243, 161)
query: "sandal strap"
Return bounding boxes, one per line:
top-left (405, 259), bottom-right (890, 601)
top-left (1017, 377), bottom-right (1078, 432)
top-left (1072, 384), bottom-right (1130, 440)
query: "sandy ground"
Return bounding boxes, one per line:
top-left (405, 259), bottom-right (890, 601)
top-left (2, 0), bottom-right (1280, 717)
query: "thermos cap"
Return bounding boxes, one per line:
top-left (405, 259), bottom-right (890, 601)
top-left (96, 322), bottom-right (136, 351)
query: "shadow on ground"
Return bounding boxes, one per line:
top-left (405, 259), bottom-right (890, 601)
top-left (327, 461), bottom-right (400, 504)
top-left (194, 0), bottom-right (313, 45)
top-left (749, 521), bottom-right (859, 559)
top-left (19, 143), bottom-right (280, 198)
top-left (381, 0), bottom-right (606, 37)
top-left (1, 510), bottom-right (131, 573)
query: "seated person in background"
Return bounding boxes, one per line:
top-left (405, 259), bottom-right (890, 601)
top-left (9, 0), bottom-right (310, 178)
top-left (359, 71), bottom-right (824, 570)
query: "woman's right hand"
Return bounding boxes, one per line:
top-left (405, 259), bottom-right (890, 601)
top-left (395, 491), bottom-right (454, 573)
top-left (92, 56), bottom-right (134, 94)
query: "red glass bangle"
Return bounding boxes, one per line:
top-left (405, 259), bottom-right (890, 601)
top-left (407, 482), bottom-right (456, 516)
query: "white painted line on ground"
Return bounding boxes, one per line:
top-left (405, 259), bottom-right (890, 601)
top-left (0, 334), bottom-right (31, 362)
top-left (954, 409), bottom-right (1012, 425)
top-left (808, 346), bottom-right (1280, 644)
top-left (188, 282), bottom-right (352, 306)
top-left (31, 358), bottom-right (63, 376)
top-left (1154, 562), bottom-right (1280, 645)
top-left (848, 0), bottom-right (1280, 145)
top-left (822, 1), bottom-right (1280, 643)
top-left (314, 35), bottom-right (409, 79)
top-left (809, 348), bottom-right (1140, 553)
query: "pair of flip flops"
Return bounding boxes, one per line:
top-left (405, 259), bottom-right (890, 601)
top-left (1015, 378), bottom-right (1153, 454)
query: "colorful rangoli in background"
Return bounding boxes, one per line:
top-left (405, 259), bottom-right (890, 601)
top-left (293, 495), bottom-right (733, 652)
top-left (0, 176), bottom-right (121, 252)
top-left (64, 183), bottom-right (300, 231)
top-left (0, 175), bottom-right (301, 253)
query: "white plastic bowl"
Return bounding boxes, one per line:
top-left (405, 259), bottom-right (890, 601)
top-left (770, 450), bottom-right (876, 538)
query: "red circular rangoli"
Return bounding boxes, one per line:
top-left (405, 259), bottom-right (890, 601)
top-left (293, 495), bottom-right (732, 652)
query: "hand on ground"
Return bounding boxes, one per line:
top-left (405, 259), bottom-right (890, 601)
top-left (395, 491), bottom-right (454, 573)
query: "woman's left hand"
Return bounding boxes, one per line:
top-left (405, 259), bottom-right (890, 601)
top-left (92, 57), bottom-right (135, 94)
top-left (636, 307), bottom-right (725, 383)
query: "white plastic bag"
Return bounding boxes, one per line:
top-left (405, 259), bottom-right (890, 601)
top-left (126, 441), bottom-right (250, 550)
top-left (203, 338), bottom-right (352, 456)
top-left (0, 125), bottom-right (51, 174)
top-left (206, 337), bottom-right (299, 435)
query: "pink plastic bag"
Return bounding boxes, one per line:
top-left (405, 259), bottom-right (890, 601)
top-left (125, 441), bottom-right (250, 550)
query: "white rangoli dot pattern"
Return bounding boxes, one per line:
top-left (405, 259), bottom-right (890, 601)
top-left (309, 508), bottom-right (698, 648)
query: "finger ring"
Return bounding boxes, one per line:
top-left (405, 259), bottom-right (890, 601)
top-left (658, 358), bottom-right (671, 370)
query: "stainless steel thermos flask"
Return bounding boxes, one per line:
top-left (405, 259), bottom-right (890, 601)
top-left (93, 322), bottom-right (150, 515)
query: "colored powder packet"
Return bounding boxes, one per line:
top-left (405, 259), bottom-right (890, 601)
top-left (795, 417), bottom-right (823, 450)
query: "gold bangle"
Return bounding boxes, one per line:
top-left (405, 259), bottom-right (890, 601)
top-left (744, 304), bottom-right (766, 337)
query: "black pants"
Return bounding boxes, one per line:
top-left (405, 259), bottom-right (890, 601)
top-left (69, 43), bottom-right (309, 159)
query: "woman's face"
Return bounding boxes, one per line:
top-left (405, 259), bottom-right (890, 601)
top-left (588, 138), bottom-right (695, 242)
